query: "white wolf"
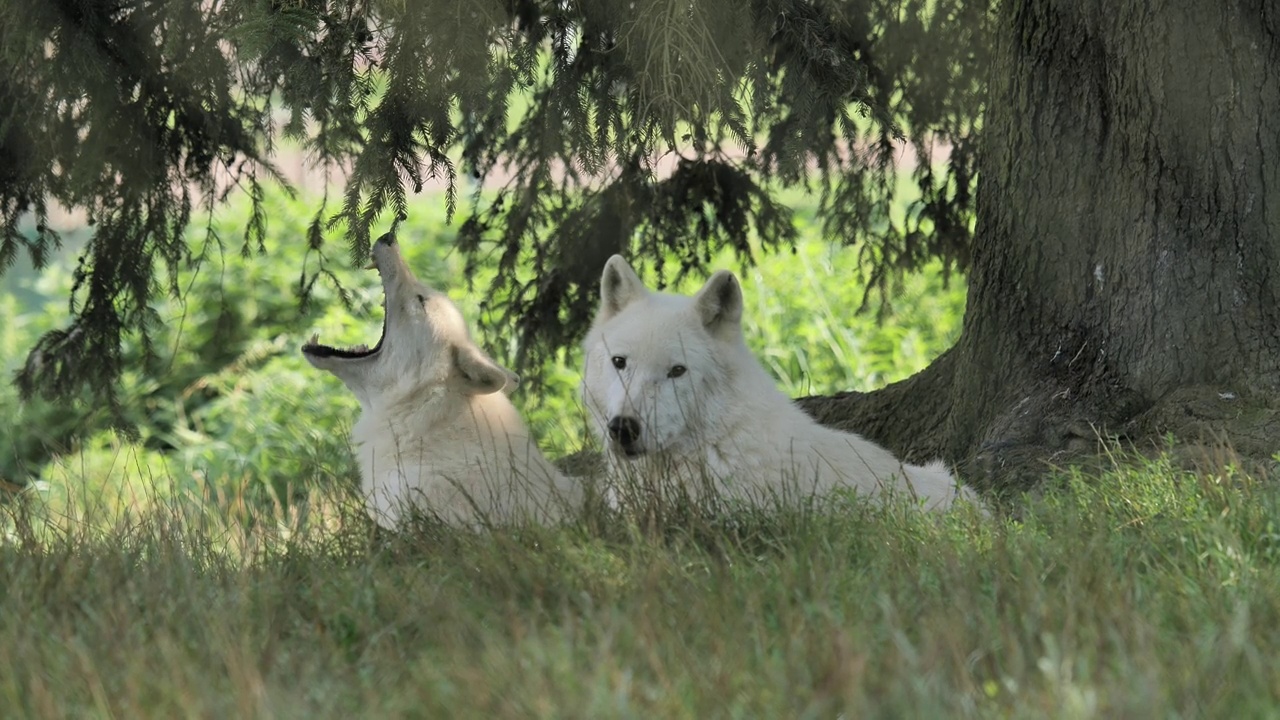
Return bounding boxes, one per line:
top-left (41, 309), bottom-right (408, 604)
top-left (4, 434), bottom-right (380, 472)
top-left (303, 233), bottom-right (579, 528)
top-left (580, 255), bottom-right (979, 512)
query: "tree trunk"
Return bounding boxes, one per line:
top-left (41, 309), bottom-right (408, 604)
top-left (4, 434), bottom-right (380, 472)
top-left (801, 0), bottom-right (1280, 493)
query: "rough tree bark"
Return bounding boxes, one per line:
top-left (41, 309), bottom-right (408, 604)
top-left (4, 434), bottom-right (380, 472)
top-left (800, 0), bottom-right (1280, 493)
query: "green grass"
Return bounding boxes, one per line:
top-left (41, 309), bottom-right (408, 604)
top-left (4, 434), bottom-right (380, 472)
top-left (6, 189), bottom-right (1279, 716)
top-left (4, 453), bottom-right (1280, 717)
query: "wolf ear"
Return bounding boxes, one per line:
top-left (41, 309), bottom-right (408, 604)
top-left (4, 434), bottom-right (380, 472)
top-left (598, 255), bottom-right (647, 319)
top-left (451, 343), bottom-right (518, 396)
top-left (693, 270), bottom-right (743, 334)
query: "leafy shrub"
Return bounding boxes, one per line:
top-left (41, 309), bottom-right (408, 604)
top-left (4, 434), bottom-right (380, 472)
top-left (2, 189), bottom-right (966, 520)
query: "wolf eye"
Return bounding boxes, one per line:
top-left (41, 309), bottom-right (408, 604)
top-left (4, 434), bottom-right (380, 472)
top-left (416, 294), bottom-right (427, 303)
top-left (611, 355), bottom-right (627, 370)
top-left (668, 364), bottom-right (687, 378)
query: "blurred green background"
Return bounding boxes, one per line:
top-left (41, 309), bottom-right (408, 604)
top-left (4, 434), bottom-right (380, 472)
top-left (0, 190), bottom-right (965, 523)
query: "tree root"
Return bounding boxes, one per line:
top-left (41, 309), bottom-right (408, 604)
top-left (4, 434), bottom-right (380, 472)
top-left (794, 347), bottom-right (958, 465)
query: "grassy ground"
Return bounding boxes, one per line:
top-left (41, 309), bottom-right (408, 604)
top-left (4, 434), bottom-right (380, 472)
top-left (4, 451), bottom-right (1280, 718)
top-left (5, 191), bottom-right (1279, 717)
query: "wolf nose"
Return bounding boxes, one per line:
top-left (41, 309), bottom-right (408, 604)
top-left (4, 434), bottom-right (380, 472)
top-left (607, 416), bottom-right (641, 445)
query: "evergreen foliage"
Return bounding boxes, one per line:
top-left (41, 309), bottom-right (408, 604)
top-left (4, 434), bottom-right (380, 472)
top-left (0, 0), bottom-right (989, 398)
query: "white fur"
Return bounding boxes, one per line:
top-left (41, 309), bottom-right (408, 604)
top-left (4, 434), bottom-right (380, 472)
top-left (580, 255), bottom-right (980, 512)
top-left (303, 236), bottom-right (579, 528)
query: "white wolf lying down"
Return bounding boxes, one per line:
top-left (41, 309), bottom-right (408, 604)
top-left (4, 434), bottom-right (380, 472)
top-left (580, 255), bottom-right (980, 512)
top-left (302, 233), bottom-right (579, 528)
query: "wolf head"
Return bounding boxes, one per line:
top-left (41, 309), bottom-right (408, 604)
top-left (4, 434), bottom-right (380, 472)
top-left (302, 233), bottom-right (518, 409)
top-left (581, 255), bottom-right (747, 459)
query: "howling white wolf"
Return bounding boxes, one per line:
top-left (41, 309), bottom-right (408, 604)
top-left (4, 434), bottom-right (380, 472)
top-left (303, 233), bottom-right (579, 528)
top-left (580, 255), bottom-right (980, 512)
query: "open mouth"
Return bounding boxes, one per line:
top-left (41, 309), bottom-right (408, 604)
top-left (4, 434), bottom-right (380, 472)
top-left (302, 246), bottom-right (395, 362)
top-left (301, 317), bottom-right (386, 360)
